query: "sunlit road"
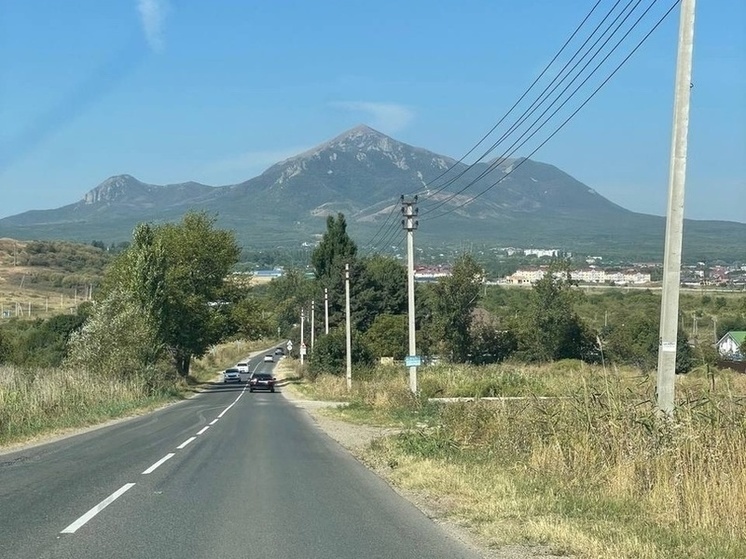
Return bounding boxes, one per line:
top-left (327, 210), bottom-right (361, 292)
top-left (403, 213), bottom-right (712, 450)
top-left (0, 354), bottom-right (481, 559)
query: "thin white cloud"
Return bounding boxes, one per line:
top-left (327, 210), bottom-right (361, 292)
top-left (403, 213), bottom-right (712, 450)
top-left (332, 102), bottom-right (414, 133)
top-left (137, 0), bottom-right (169, 52)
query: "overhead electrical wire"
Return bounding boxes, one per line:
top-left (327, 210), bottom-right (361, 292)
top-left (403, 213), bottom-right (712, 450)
top-left (361, 201), bottom-right (402, 256)
top-left (420, 0), bottom-right (656, 217)
top-left (411, 0), bottom-right (607, 199)
top-left (417, 0), bottom-right (636, 214)
top-left (362, 0), bottom-right (679, 254)
top-left (425, 0), bottom-right (681, 222)
top-left (361, 0), bottom-right (607, 255)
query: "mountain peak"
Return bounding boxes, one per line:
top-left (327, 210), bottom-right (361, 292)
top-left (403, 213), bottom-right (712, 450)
top-left (336, 123), bottom-right (386, 140)
top-left (315, 124), bottom-right (393, 153)
top-left (83, 174), bottom-right (146, 205)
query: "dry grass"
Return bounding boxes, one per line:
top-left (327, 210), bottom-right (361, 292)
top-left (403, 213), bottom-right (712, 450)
top-left (0, 365), bottom-right (173, 446)
top-left (0, 239), bottom-right (91, 319)
top-left (311, 362), bottom-right (746, 558)
top-left (0, 338), bottom-right (283, 448)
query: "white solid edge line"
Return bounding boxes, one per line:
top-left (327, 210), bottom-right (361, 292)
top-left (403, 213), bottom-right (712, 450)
top-left (197, 426), bottom-right (209, 435)
top-left (177, 436), bottom-right (196, 450)
top-left (209, 418), bottom-right (219, 425)
top-left (61, 483), bottom-right (136, 534)
top-left (142, 453), bottom-right (175, 475)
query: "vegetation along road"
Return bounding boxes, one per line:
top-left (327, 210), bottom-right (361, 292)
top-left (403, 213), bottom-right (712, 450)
top-left (0, 354), bottom-right (489, 559)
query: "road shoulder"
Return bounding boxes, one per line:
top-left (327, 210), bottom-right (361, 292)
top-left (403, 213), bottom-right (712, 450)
top-left (276, 366), bottom-right (570, 559)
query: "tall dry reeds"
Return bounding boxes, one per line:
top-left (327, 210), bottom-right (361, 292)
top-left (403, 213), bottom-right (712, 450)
top-left (314, 361), bottom-right (746, 557)
top-left (0, 365), bottom-right (169, 446)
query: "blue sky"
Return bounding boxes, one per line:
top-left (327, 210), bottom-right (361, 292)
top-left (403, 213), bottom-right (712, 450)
top-left (1, 0), bottom-right (744, 223)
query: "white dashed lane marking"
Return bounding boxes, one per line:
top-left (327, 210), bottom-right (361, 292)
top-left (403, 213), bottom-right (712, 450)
top-left (176, 436), bottom-right (196, 450)
top-left (60, 483), bottom-right (136, 534)
top-left (142, 453), bottom-right (175, 475)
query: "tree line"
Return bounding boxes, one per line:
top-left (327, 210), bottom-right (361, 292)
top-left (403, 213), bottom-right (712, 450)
top-left (2, 211), bottom-right (744, 381)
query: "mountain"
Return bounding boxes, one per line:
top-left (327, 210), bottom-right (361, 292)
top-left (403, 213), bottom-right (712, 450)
top-left (1, 125), bottom-right (743, 260)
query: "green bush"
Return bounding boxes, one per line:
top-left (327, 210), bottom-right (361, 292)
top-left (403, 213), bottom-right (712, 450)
top-left (307, 328), bottom-right (374, 378)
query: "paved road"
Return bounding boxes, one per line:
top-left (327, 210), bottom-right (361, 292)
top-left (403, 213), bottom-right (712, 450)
top-left (0, 354), bottom-right (482, 559)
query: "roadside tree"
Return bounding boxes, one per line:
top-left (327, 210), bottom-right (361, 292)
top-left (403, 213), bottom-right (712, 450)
top-left (515, 260), bottom-right (598, 363)
top-left (101, 212), bottom-right (241, 377)
top-left (429, 253), bottom-right (483, 362)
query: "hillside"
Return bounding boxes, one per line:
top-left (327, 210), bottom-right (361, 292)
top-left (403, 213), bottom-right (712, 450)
top-left (0, 239), bottom-right (110, 319)
top-left (0, 126), bottom-right (743, 261)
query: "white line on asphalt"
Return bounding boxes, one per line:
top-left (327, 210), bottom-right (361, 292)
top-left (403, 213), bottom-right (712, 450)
top-left (142, 453), bottom-right (175, 475)
top-left (209, 418), bottom-right (219, 425)
top-left (60, 483), bottom-right (136, 534)
top-left (217, 403), bottom-right (234, 418)
top-left (197, 426), bottom-right (209, 435)
top-left (177, 436), bottom-right (196, 450)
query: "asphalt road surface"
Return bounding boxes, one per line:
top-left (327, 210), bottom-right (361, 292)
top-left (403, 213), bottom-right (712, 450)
top-left (0, 354), bottom-right (483, 559)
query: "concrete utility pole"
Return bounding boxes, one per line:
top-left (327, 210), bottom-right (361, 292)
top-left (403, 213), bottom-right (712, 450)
top-left (402, 195), bottom-right (419, 394)
top-left (656, 0), bottom-right (696, 417)
top-left (324, 288), bottom-right (329, 335)
top-left (300, 307), bottom-right (305, 367)
top-left (345, 264), bottom-right (352, 390)
top-left (310, 299), bottom-right (315, 350)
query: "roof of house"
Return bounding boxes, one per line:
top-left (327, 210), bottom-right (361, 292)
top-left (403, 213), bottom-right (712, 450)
top-left (718, 331), bottom-right (746, 346)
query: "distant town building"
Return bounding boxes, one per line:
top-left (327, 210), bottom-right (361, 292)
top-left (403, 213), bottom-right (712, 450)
top-left (414, 265), bottom-right (452, 282)
top-left (524, 249), bottom-right (561, 258)
top-left (504, 267), bottom-right (651, 286)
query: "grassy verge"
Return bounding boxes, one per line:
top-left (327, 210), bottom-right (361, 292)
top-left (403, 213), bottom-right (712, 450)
top-left (0, 338), bottom-right (281, 449)
top-left (0, 366), bottom-right (180, 447)
top-left (307, 362), bottom-right (746, 558)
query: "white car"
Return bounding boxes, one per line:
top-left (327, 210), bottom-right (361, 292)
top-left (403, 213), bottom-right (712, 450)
top-left (223, 368), bottom-right (241, 383)
top-left (236, 362), bottom-right (249, 374)
top-left (263, 354), bottom-right (274, 363)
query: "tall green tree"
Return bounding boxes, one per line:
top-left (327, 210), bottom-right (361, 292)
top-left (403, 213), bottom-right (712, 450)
top-left (102, 212), bottom-right (241, 377)
top-left (515, 260), bottom-right (597, 363)
top-left (364, 314), bottom-right (408, 359)
top-left (430, 253), bottom-right (483, 362)
top-left (265, 268), bottom-right (315, 335)
top-left (310, 213), bottom-right (367, 332)
top-left (156, 212), bottom-right (241, 375)
top-left (311, 213), bottom-right (357, 283)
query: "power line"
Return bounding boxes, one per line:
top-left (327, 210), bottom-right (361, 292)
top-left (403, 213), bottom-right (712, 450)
top-left (361, 0), bottom-right (607, 255)
top-left (416, 0), bottom-right (614, 206)
top-left (362, 201), bottom-right (401, 256)
top-left (413, 0), bottom-right (608, 200)
top-left (425, 0), bottom-right (681, 221)
top-left (418, 0), bottom-right (638, 214)
top-left (420, 0), bottom-right (659, 217)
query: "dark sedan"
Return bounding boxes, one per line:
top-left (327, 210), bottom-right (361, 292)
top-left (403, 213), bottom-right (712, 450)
top-left (249, 372), bottom-right (276, 393)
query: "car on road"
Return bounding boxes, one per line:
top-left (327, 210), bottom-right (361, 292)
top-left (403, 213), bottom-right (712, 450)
top-left (236, 362), bottom-right (249, 374)
top-left (249, 372), bottom-right (276, 392)
top-left (223, 368), bottom-right (241, 384)
top-left (263, 354), bottom-right (274, 363)
top-left (274, 347), bottom-right (284, 355)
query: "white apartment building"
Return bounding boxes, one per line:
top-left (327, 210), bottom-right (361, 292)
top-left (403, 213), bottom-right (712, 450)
top-left (505, 268), bottom-right (651, 285)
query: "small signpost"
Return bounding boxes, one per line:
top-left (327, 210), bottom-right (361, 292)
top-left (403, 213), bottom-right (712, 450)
top-left (286, 340), bottom-right (293, 352)
top-left (404, 355), bottom-right (421, 368)
top-left (300, 343), bottom-right (307, 356)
